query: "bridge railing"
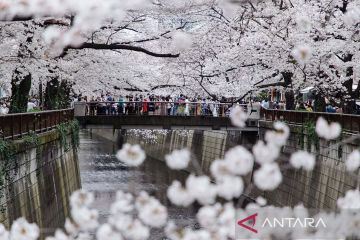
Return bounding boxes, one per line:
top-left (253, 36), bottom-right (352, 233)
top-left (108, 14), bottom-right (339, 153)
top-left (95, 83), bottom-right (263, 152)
top-left (0, 109), bottom-right (74, 140)
top-left (260, 108), bottom-right (360, 133)
top-left (74, 101), bottom-right (253, 118)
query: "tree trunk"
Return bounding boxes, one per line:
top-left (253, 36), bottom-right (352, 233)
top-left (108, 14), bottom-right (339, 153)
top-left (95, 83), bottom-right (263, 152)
top-left (343, 100), bottom-right (357, 114)
top-left (58, 80), bottom-right (72, 109)
top-left (314, 93), bottom-right (326, 112)
top-left (44, 77), bottom-right (72, 110)
top-left (9, 68), bottom-right (31, 113)
top-left (44, 77), bottom-right (60, 110)
top-left (285, 90), bottom-right (295, 110)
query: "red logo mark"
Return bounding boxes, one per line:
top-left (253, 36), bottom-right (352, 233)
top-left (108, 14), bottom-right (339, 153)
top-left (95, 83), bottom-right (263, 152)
top-left (237, 213), bottom-right (258, 233)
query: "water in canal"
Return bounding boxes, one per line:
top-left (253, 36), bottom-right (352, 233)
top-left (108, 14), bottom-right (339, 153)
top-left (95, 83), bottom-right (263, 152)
top-left (77, 130), bottom-right (203, 239)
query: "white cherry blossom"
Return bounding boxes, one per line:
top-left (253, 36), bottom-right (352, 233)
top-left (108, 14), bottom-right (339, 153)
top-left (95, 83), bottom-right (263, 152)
top-left (64, 219), bottom-right (79, 236)
top-left (165, 148), bottom-right (191, 170)
top-left (182, 229), bottom-right (211, 240)
top-left (315, 117), bottom-right (341, 140)
top-left (0, 224), bottom-right (9, 240)
top-left (337, 189), bottom-right (360, 209)
top-left (210, 159), bottom-right (232, 180)
top-left (45, 230), bottom-right (70, 240)
top-left (122, 219), bottom-right (149, 240)
top-left (345, 150), bottom-right (360, 172)
top-left (167, 180), bottom-right (194, 207)
top-left (254, 163), bottom-right (283, 191)
top-left (292, 45), bottom-right (312, 63)
top-left (216, 175), bottom-right (244, 200)
top-left (224, 146), bottom-right (254, 176)
top-left (172, 31), bottom-right (193, 51)
top-left (290, 151), bottom-right (316, 171)
top-left (185, 175), bottom-right (217, 205)
top-left (10, 218), bottom-right (39, 240)
top-left (71, 207), bottom-right (99, 231)
top-left (70, 189), bottom-right (94, 209)
top-left (265, 122), bottom-right (290, 147)
top-left (96, 224), bottom-right (123, 240)
top-left (252, 140), bottom-right (280, 164)
top-left (110, 191), bottom-right (134, 214)
top-left (138, 200), bottom-right (168, 228)
top-left (196, 204), bottom-right (221, 229)
top-left (116, 143), bottom-right (146, 167)
top-left (230, 106), bottom-right (248, 128)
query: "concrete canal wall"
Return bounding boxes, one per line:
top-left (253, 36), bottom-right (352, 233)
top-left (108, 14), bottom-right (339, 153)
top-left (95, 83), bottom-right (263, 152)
top-left (89, 124), bottom-right (359, 211)
top-left (0, 125), bottom-right (81, 236)
top-left (255, 120), bottom-right (360, 210)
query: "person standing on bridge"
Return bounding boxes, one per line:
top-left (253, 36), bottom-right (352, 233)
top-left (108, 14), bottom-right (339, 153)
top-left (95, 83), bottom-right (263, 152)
top-left (148, 95), bottom-right (155, 115)
top-left (89, 96), bottom-right (97, 116)
top-left (166, 96), bottom-right (172, 116)
top-left (160, 96), bottom-right (167, 115)
top-left (117, 95), bottom-right (125, 115)
top-left (143, 96), bottom-right (148, 115)
top-left (184, 96), bottom-right (190, 116)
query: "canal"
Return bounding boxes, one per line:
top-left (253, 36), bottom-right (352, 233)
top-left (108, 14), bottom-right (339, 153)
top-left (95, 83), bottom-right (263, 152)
top-left (77, 130), bottom-right (202, 239)
top-left (2, 125), bottom-right (357, 238)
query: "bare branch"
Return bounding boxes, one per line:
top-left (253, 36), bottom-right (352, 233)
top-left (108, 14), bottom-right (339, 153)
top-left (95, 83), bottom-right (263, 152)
top-left (61, 42), bottom-right (180, 58)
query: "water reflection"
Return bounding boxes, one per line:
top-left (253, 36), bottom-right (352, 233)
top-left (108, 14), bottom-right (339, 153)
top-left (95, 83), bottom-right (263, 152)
top-left (77, 130), bottom-right (197, 239)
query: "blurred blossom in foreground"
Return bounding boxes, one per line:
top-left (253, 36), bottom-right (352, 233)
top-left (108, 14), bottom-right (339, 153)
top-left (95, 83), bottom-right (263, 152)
top-left (165, 148), bottom-right (191, 170)
top-left (291, 44), bottom-right (312, 63)
top-left (224, 146), bottom-right (254, 175)
top-left (252, 140), bottom-right (280, 164)
top-left (10, 218), bottom-right (39, 240)
top-left (172, 31), bottom-right (193, 51)
top-left (315, 117), bottom-right (341, 140)
top-left (116, 143), bottom-right (146, 166)
top-left (230, 105), bottom-right (248, 128)
top-left (290, 150), bottom-right (316, 171)
top-left (296, 14), bottom-right (312, 32)
top-left (167, 180), bottom-right (194, 207)
top-left (345, 150), bottom-right (360, 172)
top-left (254, 163), bottom-right (283, 191)
top-left (343, 6), bottom-right (360, 26)
top-left (264, 121), bottom-right (290, 147)
top-left (337, 189), bottom-right (360, 209)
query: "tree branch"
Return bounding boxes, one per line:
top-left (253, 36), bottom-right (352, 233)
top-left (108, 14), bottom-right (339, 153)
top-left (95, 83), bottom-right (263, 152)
top-left (61, 42), bottom-right (180, 58)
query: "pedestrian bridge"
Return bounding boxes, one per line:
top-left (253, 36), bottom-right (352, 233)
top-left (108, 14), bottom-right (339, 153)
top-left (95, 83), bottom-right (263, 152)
top-left (74, 102), bottom-right (260, 131)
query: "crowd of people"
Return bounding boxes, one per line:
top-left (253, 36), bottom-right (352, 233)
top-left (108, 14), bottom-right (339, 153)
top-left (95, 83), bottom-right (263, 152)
top-left (73, 93), bottom-right (236, 117)
top-left (0, 96), bottom-right (40, 115)
top-left (261, 99), bottom-right (346, 113)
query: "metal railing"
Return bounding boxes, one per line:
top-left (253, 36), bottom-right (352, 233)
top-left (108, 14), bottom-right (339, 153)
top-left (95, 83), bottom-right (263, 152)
top-left (0, 109), bottom-right (74, 140)
top-left (260, 108), bottom-right (360, 133)
top-left (75, 101), bottom-right (249, 117)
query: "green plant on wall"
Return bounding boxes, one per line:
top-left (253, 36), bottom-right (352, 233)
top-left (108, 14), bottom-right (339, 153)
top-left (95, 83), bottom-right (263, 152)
top-left (9, 67), bottom-right (32, 113)
top-left (295, 125), bottom-right (305, 149)
top-left (56, 120), bottom-right (80, 152)
top-left (23, 131), bottom-right (40, 148)
top-left (0, 139), bottom-right (17, 212)
top-left (70, 120), bottom-right (80, 150)
top-left (57, 122), bottom-right (69, 151)
top-left (296, 121), bottom-right (320, 152)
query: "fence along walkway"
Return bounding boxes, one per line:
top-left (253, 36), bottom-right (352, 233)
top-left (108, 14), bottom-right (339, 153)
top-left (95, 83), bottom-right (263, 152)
top-left (261, 108), bottom-right (360, 133)
top-left (74, 102), bottom-right (261, 130)
top-left (0, 109), bottom-right (74, 140)
top-left (74, 101), bottom-right (254, 118)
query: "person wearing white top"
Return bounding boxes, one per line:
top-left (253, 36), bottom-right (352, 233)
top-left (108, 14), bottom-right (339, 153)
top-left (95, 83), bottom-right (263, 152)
top-left (0, 104), bottom-right (8, 115)
top-left (27, 101), bottom-right (36, 111)
top-left (184, 97), bottom-right (190, 116)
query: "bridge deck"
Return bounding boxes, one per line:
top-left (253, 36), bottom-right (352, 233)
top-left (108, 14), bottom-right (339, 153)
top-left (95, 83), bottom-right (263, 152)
top-left (76, 115), bottom-right (259, 131)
